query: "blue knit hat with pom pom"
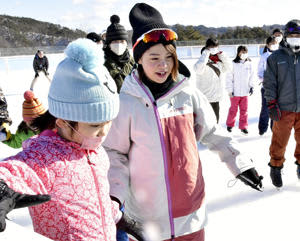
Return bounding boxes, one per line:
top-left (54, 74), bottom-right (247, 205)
top-left (48, 38), bottom-right (119, 123)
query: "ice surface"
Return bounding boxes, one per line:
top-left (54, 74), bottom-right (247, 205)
top-left (0, 53), bottom-right (299, 241)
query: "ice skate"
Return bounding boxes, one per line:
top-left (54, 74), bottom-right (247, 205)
top-left (241, 129), bottom-right (248, 135)
top-left (269, 163), bottom-right (283, 189)
top-left (295, 161), bottom-right (300, 180)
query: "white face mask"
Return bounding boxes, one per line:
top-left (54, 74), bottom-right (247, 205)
top-left (269, 44), bottom-right (279, 51)
top-left (210, 47), bottom-right (219, 55)
top-left (240, 53), bottom-right (248, 60)
top-left (110, 43), bottom-right (127, 56)
top-left (275, 36), bottom-right (283, 43)
top-left (286, 37), bottom-right (300, 47)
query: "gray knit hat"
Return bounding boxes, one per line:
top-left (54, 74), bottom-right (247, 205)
top-left (48, 38), bottom-right (119, 123)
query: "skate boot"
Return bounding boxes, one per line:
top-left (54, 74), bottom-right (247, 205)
top-left (227, 126), bottom-right (232, 132)
top-left (295, 161), bottom-right (300, 180)
top-left (241, 129), bottom-right (248, 135)
top-left (268, 163), bottom-right (283, 189)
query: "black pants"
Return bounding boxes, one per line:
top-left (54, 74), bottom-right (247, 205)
top-left (210, 102), bottom-right (220, 123)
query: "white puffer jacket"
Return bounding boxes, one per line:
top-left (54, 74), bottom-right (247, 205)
top-left (104, 67), bottom-right (255, 240)
top-left (194, 49), bottom-right (231, 102)
top-left (225, 60), bottom-right (255, 97)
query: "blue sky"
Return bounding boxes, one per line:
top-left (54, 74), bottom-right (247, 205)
top-left (1, 0), bottom-right (299, 33)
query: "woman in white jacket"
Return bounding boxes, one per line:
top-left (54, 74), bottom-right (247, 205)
top-left (225, 46), bottom-right (255, 134)
top-left (104, 3), bottom-right (263, 241)
top-left (193, 38), bottom-right (231, 123)
top-left (257, 36), bottom-right (278, 135)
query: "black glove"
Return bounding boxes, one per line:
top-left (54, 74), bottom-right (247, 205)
top-left (236, 168), bottom-right (263, 191)
top-left (249, 87), bottom-right (254, 96)
top-left (0, 123), bottom-right (11, 141)
top-left (35, 72), bottom-right (39, 78)
top-left (267, 100), bottom-right (281, 121)
top-left (117, 213), bottom-right (146, 241)
top-left (0, 179), bottom-right (51, 232)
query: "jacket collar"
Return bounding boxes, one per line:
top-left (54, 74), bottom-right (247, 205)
top-left (120, 61), bottom-right (191, 101)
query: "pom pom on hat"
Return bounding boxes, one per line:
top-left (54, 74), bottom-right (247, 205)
top-left (24, 90), bottom-right (35, 101)
top-left (65, 38), bottom-right (102, 71)
top-left (110, 15), bottom-right (120, 24)
top-left (23, 90), bottom-right (46, 122)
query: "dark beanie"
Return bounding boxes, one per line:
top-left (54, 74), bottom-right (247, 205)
top-left (105, 15), bottom-right (128, 44)
top-left (86, 32), bottom-right (102, 43)
top-left (129, 3), bottom-right (176, 62)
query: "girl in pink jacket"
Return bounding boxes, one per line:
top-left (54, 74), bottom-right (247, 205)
top-left (0, 39), bottom-right (144, 241)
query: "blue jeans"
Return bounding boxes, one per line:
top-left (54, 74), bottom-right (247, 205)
top-left (117, 230), bottom-right (129, 241)
top-left (258, 88), bottom-right (273, 133)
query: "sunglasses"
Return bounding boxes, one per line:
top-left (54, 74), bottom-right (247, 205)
top-left (287, 27), bottom-right (300, 32)
top-left (133, 28), bottom-right (178, 50)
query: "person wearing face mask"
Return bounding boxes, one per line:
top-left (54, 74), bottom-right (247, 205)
top-left (194, 38), bottom-right (231, 123)
top-left (272, 28), bottom-right (284, 47)
top-left (104, 15), bottom-right (135, 93)
top-left (257, 36), bottom-right (278, 135)
top-left (225, 46), bottom-right (255, 135)
top-left (263, 19), bottom-right (300, 189)
top-left (0, 39), bottom-right (145, 240)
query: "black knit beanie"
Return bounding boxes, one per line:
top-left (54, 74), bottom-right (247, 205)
top-left (129, 3), bottom-right (176, 62)
top-left (105, 15), bottom-right (128, 45)
top-left (86, 32), bottom-right (102, 43)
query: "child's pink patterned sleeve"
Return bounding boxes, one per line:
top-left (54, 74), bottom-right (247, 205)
top-left (0, 154), bottom-right (48, 195)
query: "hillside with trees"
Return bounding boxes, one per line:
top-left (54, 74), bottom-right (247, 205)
top-left (172, 24), bottom-right (284, 45)
top-left (0, 15), bottom-right (86, 48)
top-left (0, 14), bottom-right (284, 48)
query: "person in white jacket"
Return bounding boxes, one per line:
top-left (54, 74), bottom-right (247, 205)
top-left (193, 38), bottom-right (231, 123)
top-left (103, 3), bottom-right (263, 241)
top-left (225, 46), bottom-right (255, 135)
top-left (257, 36), bottom-right (278, 135)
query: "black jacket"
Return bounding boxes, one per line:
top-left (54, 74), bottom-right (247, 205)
top-left (263, 47), bottom-right (300, 112)
top-left (33, 54), bottom-right (49, 73)
top-left (0, 87), bottom-right (11, 125)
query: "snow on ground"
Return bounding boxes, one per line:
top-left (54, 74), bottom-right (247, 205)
top-left (0, 53), bottom-right (299, 241)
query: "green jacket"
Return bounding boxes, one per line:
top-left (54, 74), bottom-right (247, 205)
top-left (3, 125), bottom-right (36, 149)
top-left (104, 56), bottom-right (135, 93)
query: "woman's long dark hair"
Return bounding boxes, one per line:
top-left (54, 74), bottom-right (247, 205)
top-left (233, 45), bottom-right (251, 63)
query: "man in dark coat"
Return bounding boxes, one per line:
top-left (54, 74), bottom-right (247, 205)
top-left (0, 86), bottom-right (12, 141)
top-left (30, 50), bottom-right (51, 91)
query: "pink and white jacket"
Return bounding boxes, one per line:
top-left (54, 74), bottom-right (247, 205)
top-left (104, 67), bottom-right (255, 240)
top-left (0, 130), bottom-right (119, 241)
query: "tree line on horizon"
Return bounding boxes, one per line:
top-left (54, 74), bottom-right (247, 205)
top-left (0, 14), bottom-right (284, 48)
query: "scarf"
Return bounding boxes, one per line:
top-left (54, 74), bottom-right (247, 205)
top-left (104, 47), bottom-right (130, 66)
top-left (142, 74), bottom-right (176, 100)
